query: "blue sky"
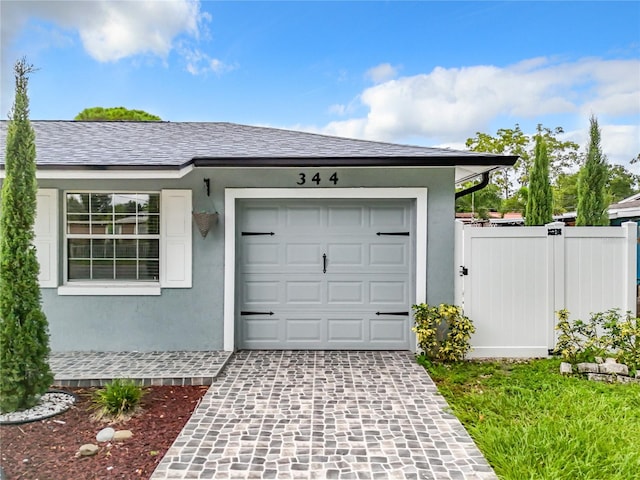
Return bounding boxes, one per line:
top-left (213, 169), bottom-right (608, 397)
top-left (1, 1), bottom-right (639, 171)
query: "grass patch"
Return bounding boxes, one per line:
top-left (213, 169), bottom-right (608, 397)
top-left (420, 357), bottom-right (640, 480)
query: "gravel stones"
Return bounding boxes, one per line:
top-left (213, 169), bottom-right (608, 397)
top-left (0, 391), bottom-right (76, 425)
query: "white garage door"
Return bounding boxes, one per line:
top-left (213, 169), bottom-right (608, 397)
top-left (237, 199), bottom-right (414, 349)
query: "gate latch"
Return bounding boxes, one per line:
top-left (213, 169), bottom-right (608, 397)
top-left (459, 266), bottom-right (469, 276)
top-left (547, 228), bottom-right (562, 236)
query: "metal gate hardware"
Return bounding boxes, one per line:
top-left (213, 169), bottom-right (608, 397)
top-left (322, 253), bottom-right (327, 273)
top-left (547, 228), bottom-right (562, 236)
top-left (241, 232), bottom-right (275, 236)
top-left (240, 311), bottom-right (274, 316)
top-left (376, 232), bottom-right (410, 236)
top-left (459, 266), bottom-right (469, 276)
top-left (375, 311), bottom-right (409, 316)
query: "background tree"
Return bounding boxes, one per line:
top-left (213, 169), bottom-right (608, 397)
top-left (605, 164), bottom-right (639, 203)
top-left (553, 172), bottom-right (579, 213)
top-left (455, 183), bottom-right (502, 219)
top-left (466, 124), bottom-right (580, 198)
top-left (525, 134), bottom-right (553, 225)
top-left (0, 58), bottom-right (53, 412)
top-left (576, 116), bottom-right (609, 226)
top-left (74, 106), bottom-right (161, 121)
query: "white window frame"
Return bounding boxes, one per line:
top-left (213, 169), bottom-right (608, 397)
top-left (59, 190), bottom-right (162, 296)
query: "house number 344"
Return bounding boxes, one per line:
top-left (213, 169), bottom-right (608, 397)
top-left (297, 172), bottom-right (339, 185)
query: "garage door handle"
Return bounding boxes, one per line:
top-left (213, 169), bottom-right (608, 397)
top-left (241, 311), bottom-right (274, 316)
top-left (375, 311), bottom-right (409, 316)
top-left (323, 253), bottom-right (327, 273)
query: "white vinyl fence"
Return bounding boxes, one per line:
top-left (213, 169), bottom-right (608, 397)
top-left (455, 221), bottom-right (637, 358)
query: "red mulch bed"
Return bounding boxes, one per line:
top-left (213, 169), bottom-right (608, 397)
top-left (0, 385), bottom-right (209, 480)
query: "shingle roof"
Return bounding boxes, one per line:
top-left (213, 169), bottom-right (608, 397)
top-left (0, 120), bottom-right (517, 170)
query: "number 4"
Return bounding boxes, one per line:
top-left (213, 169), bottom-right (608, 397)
top-left (330, 172), bottom-right (339, 184)
top-left (312, 173), bottom-right (321, 185)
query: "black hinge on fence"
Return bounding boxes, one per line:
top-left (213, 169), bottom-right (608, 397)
top-left (376, 232), bottom-right (410, 236)
top-left (459, 266), bottom-right (469, 276)
top-left (547, 228), bottom-right (562, 236)
top-left (240, 311), bottom-right (274, 316)
top-left (241, 232), bottom-right (275, 236)
top-left (375, 311), bottom-right (409, 316)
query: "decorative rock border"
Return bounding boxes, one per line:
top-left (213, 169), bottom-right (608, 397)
top-left (0, 390), bottom-right (77, 425)
top-left (560, 357), bottom-right (640, 384)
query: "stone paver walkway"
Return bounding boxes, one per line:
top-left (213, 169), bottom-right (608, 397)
top-left (50, 351), bottom-right (233, 386)
top-left (151, 351), bottom-right (496, 480)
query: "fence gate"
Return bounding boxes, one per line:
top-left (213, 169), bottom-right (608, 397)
top-left (455, 221), bottom-right (637, 358)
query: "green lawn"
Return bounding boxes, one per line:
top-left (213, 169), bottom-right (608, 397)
top-left (421, 357), bottom-right (640, 480)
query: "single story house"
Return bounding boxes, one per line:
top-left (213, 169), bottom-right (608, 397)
top-left (0, 121), bottom-right (517, 352)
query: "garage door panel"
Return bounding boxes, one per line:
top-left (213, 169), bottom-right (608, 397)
top-left (286, 281), bottom-right (323, 304)
top-left (370, 206), bottom-right (408, 228)
top-left (286, 243), bottom-right (322, 266)
top-left (243, 317), bottom-right (280, 342)
top-left (328, 318), bottom-right (364, 342)
top-left (286, 318), bottom-right (323, 342)
top-left (370, 317), bottom-right (408, 343)
top-left (370, 281), bottom-right (408, 304)
top-left (243, 206), bottom-right (279, 227)
top-left (327, 281), bottom-right (364, 304)
top-left (243, 280), bottom-right (281, 304)
top-left (327, 206), bottom-right (365, 228)
top-left (327, 243), bottom-right (363, 267)
top-left (243, 243), bottom-right (281, 268)
top-left (286, 206), bottom-right (322, 227)
top-left (369, 243), bottom-right (408, 267)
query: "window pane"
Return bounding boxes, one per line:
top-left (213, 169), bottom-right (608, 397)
top-left (68, 260), bottom-right (91, 280)
top-left (139, 239), bottom-right (159, 259)
top-left (67, 194), bottom-right (89, 213)
top-left (67, 214), bottom-right (90, 234)
top-left (91, 214), bottom-right (112, 235)
top-left (140, 194), bottom-right (160, 214)
top-left (115, 260), bottom-right (138, 280)
top-left (90, 194), bottom-right (112, 214)
top-left (139, 260), bottom-right (159, 281)
top-left (92, 260), bottom-right (115, 280)
top-left (115, 239), bottom-right (137, 258)
top-left (146, 214), bottom-right (160, 235)
top-left (91, 239), bottom-right (113, 259)
top-left (113, 194), bottom-right (138, 214)
top-left (68, 239), bottom-right (90, 259)
top-left (114, 215), bottom-right (138, 234)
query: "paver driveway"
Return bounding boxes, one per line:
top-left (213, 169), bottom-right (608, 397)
top-left (151, 351), bottom-right (496, 479)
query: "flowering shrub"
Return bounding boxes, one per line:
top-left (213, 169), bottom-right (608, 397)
top-left (554, 309), bottom-right (640, 373)
top-left (412, 304), bottom-right (475, 362)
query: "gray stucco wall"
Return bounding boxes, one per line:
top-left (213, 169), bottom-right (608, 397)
top-left (33, 166), bottom-right (455, 351)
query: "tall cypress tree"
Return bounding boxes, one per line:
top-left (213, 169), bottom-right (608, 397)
top-left (0, 59), bottom-right (53, 413)
top-left (525, 134), bottom-right (553, 225)
top-left (576, 116), bottom-right (609, 226)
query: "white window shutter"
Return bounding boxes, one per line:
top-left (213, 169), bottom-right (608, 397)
top-left (160, 189), bottom-right (192, 288)
top-left (34, 189), bottom-right (59, 288)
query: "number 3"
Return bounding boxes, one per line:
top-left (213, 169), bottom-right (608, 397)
top-left (297, 173), bottom-right (306, 185)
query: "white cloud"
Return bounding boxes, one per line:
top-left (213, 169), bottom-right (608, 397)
top-left (180, 46), bottom-right (235, 76)
top-left (319, 56), bottom-right (640, 166)
top-left (365, 63), bottom-right (399, 84)
top-left (1, 0), bottom-right (204, 62)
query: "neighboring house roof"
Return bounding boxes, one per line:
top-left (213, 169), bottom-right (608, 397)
top-left (0, 121), bottom-right (517, 182)
top-left (609, 193), bottom-right (640, 220)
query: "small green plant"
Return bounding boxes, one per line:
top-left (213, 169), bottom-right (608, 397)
top-left (554, 309), bottom-right (640, 374)
top-left (413, 303), bottom-right (475, 362)
top-left (92, 379), bottom-right (144, 421)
